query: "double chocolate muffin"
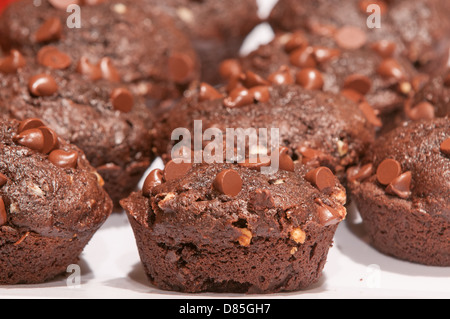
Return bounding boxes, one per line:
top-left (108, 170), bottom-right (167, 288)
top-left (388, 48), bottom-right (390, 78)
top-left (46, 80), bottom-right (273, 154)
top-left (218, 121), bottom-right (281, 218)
top-left (232, 28), bottom-right (418, 117)
top-left (0, 48), bottom-right (155, 209)
top-left (154, 81), bottom-right (377, 184)
top-left (347, 119), bottom-right (450, 266)
top-left (121, 152), bottom-right (347, 293)
top-left (268, 0), bottom-right (450, 69)
top-left (0, 0), bottom-right (200, 101)
top-left (145, 0), bottom-right (261, 84)
top-left (0, 117), bottom-right (112, 284)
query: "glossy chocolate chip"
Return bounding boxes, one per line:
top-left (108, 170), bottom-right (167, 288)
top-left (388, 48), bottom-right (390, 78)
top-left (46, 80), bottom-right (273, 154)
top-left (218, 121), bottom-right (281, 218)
top-left (0, 50), bottom-right (26, 74)
top-left (14, 128), bottom-right (45, 152)
top-left (371, 40), bottom-right (397, 58)
top-left (219, 59), bottom-right (242, 81)
top-left (39, 126), bottom-right (59, 154)
top-left (377, 58), bottom-right (405, 80)
top-left (76, 57), bottom-right (102, 81)
top-left (359, 102), bottom-right (382, 128)
top-left (284, 31), bottom-right (309, 52)
top-left (440, 138), bottom-right (450, 156)
top-left (296, 68), bottom-right (324, 90)
top-left (223, 88), bottom-right (254, 108)
top-left (142, 169), bottom-right (164, 197)
top-left (199, 83), bottom-right (223, 102)
top-left (299, 147), bottom-right (324, 166)
top-left (37, 46), bottom-right (72, 69)
top-left (386, 171), bottom-right (412, 199)
top-left (290, 46), bottom-right (316, 68)
top-left (249, 86), bottom-right (270, 103)
top-left (316, 201), bottom-right (342, 226)
top-left (334, 26), bottom-right (367, 50)
top-left (35, 17), bottom-right (62, 43)
top-left (267, 65), bottom-right (294, 85)
top-left (305, 167), bottom-right (336, 191)
top-left (347, 163), bottom-right (374, 183)
top-left (164, 160), bottom-right (193, 182)
top-left (0, 197), bottom-right (7, 226)
top-left (407, 102), bottom-right (435, 121)
top-left (238, 156), bottom-right (271, 170)
top-left (241, 71), bottom-right (270, 88)
top-left (99, 57), bottom-right (120, 83)
top-left (313, 46), bottom-right (341, 64)
top-left (278, 147), bottom-right (295, 172)
top-left (48, 0), bottom-right (80, 9)
top-left (168, 53), bottom-right (195, 84)
top-left (111, 88), bottom-right (134, 113)
top-left (28, 74), bottom-right (58, 97)
top-left (343, 74), bottom-right (372, 95)
top-left (18, 118), bottom-right (45, 134)
top-left (376, 158), bottom-right (402, 185)
top-left (213, 169), bottom-right (243, 197)
top-left (48, 149), bottom-right (78, 169)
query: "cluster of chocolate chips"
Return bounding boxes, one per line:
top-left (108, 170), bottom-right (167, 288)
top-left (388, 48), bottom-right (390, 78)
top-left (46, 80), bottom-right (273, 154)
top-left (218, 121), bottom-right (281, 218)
top-left (14, 118), bottom-right (79, 169)
top-left (376, 159), bottom-right (412, 199)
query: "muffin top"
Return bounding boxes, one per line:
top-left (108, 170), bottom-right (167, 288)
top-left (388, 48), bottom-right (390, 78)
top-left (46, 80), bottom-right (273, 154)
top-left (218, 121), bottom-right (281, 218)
top-left (0, 117), bottom-right (112, 239)
top-left (0, 0), bottom-right (200, 99)
top-left (348, 118), bottom-right (450, 219)
top-left (0, 48), bottom-right (154, 170)
top-left (155, 82), bottom-right (376, 180)
top-left (122, 156), bottom-right (347, 248)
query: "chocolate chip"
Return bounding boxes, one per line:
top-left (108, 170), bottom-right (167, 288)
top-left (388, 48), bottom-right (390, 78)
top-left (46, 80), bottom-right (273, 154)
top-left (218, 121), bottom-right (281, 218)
top-left (284, 31), bottom-right (309, 53)
top-left (18, 118), bottom-right (45, 134)
top-left (99, 57), bottom-right (121, 83)
top-left (343, 74), bottom-right (372, 95)
top-left (299, 147), bottom-right (324, 166)
top-left (376, 158), bottom-right (402, 185)
top-left (0, 50), bottom-right (26, 74)
top-left (290, 46), bottom-right (316, 68)
top-left (407, 102), bottom-right (435, 121)
top-left (0, 173), bottom-right (8, 188)
top-left (238, 156), bottom-right (271, 170)
top-left (248, 189), bottom-right (275, 212)
top-left (267, 65), bottom-right (294, 85)
top-left (315, 199), bottom-right (343, 227)
top-left (223, 88), bottom-right (254, 108)
top-left (76, 57), bottom-right (102, 81)
top-left (359, 101), bottom-right (382, 128)
top-left (39, 126), bottom-right (59, 154)
top-left (377, 58), bottom-right (405, 80)
top-left (28, 74), bottom-right (58, 97)
top-left (295, 68), bottom-right (324, 90)
top-left (142, 169), bottom-right (164, 197)
top-left (341, 89), bottom-right (364, 104)
top-left (213, 169), bottom-right (243, 197)
top-left (371, 40), bottom-right (397, 58)
top-left (241, 71), bottom-right (270, 88)
top-left (305, 167), bottom-right (336, 191)
top-left (440, 138), bottom-right (450, 156)
top-left (164, 160), bottom-right (193, 182)
top-left (48, 149), bottom-right (78, 169)
top-left (37, 46), bottom-right (72, 70)
top-left (48, 0), bottom-right (80, 10)
top-left (168, 53), bottom-right (195, 84)
top-left (347, 163), bottom-right (374, 183)
top-left (219, 59), bottom-right (242, 81)
top-left (0, 197), bottom-right (7, 226)
top-left (335, 26), bottom-right (367, 50)
top-left (278, 147), bottom-right (295, 172)
top-left (313, 46), bottom-right (341, 64)
top-left (386, 171), bottom-right (412, 199)
top-left (199, 83), bottom-right (223, 102)
top-left (35, 17), bottom-right (62, 43)
top-left (111, 88), bottom-right (134, 113)
top-left (14, 128), bottom-right (45, 152)
top-left (249, 86), bottom-right (270, 103)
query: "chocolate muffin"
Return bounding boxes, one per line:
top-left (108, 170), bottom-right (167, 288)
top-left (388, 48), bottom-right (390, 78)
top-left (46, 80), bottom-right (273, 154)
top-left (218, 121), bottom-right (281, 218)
top-left (0, 48), bottom-right (155, 209)
top-left (233, 29), bottom-right (418, 116)
top-left (121, 153), bottom-right (347, 293)
top-left (0, 117), bottom-right (113, 284)
top-left (154, 81), bottom-right (377, 184)
top-left (0, 0), bottom-right (200, 101)
top-left (347, 119), bottom-right (450, 266)
top-left (268, 0), bottom-right (450, 69)
top-left (145, 0), bottom-right (261, 84)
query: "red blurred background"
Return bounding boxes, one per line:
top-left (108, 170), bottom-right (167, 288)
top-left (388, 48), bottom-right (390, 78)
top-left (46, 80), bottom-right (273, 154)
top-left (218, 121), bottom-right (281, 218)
top-left (0, 0), bottom-right (14, 14)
